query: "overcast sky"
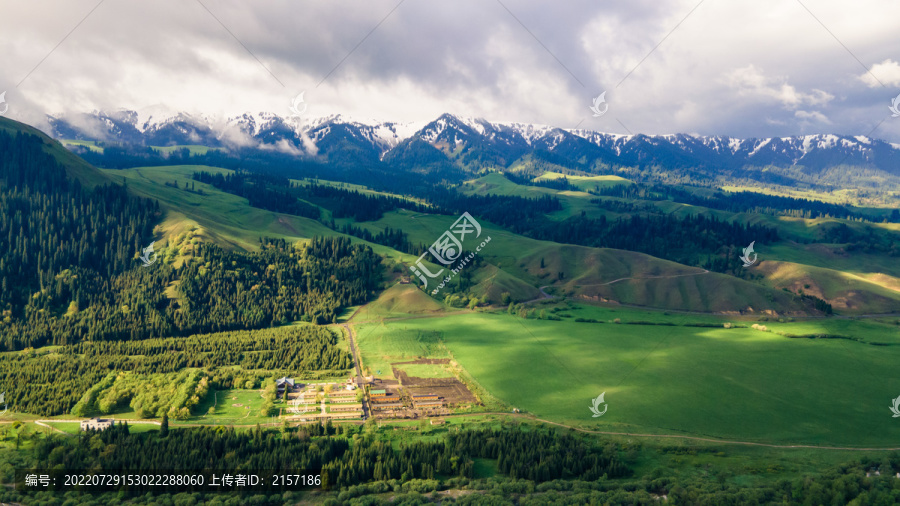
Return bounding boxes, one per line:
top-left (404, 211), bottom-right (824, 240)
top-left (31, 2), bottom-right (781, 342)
top-left (2, 0), bottom-right (900, 140)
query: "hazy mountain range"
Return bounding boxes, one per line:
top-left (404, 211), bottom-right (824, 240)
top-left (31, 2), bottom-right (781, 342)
top-left (46, 110), bottom-right (900, 181)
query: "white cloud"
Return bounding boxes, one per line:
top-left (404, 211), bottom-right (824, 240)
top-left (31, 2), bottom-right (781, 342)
top-left (794, 110), bottom-right (831, 124)
top-left (859, 58), bottom-right (900, 87)
top-left (726, 65), bottom-right (833, 110)
top-left (1, 0), bottom-right (900, 140)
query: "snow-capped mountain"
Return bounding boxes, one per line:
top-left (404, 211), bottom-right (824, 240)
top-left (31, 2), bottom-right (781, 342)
top-left (46, 110), bottom-right (900, 178)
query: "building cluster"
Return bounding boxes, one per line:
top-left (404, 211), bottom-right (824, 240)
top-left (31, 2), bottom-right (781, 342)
top-left (80, 418), bottom-right (114, 431)
top-left (282, 377), bottom-right (364, 421)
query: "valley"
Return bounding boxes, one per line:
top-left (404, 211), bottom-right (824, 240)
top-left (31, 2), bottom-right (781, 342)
top-left (0, 112), bottom-right (898, 504)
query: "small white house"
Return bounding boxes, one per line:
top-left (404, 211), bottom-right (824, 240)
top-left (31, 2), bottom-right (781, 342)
top-left (80, 418), bottom-right (114, 431)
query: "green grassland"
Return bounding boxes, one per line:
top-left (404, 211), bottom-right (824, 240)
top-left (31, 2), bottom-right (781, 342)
top-left (151, 145), bottom-right (218, 155)
top-left (721, 184), bottom-right (900, 210)
top-left (468, 172), bottom-right (899, 245)
top-left (355, 305), bottom-right (900, 446)
top-left (753, 259), bottom-right (900, 314)
top-left (534, 171), bottom-right (633, 192)
top-left (60, 139), bottom-right (103, 153)
top-left (105, 165), bottom-right (435, 271)
top-left (291, 176), bottom-right (431, 206)
top-left (91, 164), bottom-right (898, 317)
top-left (354, 326), bottom-right (451, 380)
top-left (105, 165), bottom-right (334, 251)
top-left (184, 389), bottom-right (270, 426)
top-left (351, 284), bottom-right (446, 320)
top-left (40, 421), bottom-right (160, 436)
top-left (394, 363), bottom-right (455, 379)
top-left (459, 172), bottom-right (606, 220)
top-left (350, 209), bottom-right (817, 313)
top-left (448, 173), bottom-right (900, 312)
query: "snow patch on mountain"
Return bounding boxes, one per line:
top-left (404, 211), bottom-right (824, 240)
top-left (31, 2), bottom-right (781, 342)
top-left (47, 110), bottom-right (900, 171)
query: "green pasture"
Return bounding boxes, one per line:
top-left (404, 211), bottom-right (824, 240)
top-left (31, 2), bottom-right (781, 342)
top-left (40, 421), bottom-right (160, 435)
top-left (355, 307), bottom-right (900, 446)
top-left (354, 326), bottom-right (451, 379)
top-left (151, 145), bottom-right (218, 155)
top-left (184, 389), bottom-right (270, 426)
top-left (534, 171), bottom-right (633, 192)
top-left (395, 363), bottom-right (455, 379)
top-left (60, 139), bottom-right (103, 153)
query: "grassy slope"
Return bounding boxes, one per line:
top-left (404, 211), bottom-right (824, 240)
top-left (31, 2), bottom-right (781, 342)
top-left (355, 306), bottom-right (900, 446)
top-left (755, 260), bottom-right (900, 314)
top-left (59, 139), bottom-right (103, 153)
top-left (358, 207), bottom-right (809, 313)
top-left (534, 171), bottom-right (633, 191)
top-left (92, 164), bottom-right (885, 315)
top-left (0, 116), bottom-right (112, 188)
top-left (106, 165), bottom-right (372, 252)
top-left (455, 173), bottom-right (900, 313)
top-left (150, 145), bottom-right (218, 155)
top-left (356, 283), bottom-right (445, 319)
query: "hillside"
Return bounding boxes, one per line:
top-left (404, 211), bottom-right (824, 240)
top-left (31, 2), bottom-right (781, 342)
top-left (10, 111), bottom-right (897, 317)
top-left (48, 111), bottom-right (900, 200)
top-left (0, 116), bottom-right (112, 187)
top-left (450, 173), bottom-right (900, 314)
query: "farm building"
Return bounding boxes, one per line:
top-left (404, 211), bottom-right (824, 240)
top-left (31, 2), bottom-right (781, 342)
top-left (413, 400), bottom-right (443, 408)
top-left (276, 377), bottom-right (295, 397)
top-left (80, 418), bottom-right (114, 431)
top-left (330, 403), bottom-right (363, 412)
top-left (411, 394), bottom-right (439, 401)
top-left (327, 412), bottom-right (363, 420)
top-left (369, 389), bottom-right (388, 398)
top-left (330, 389), bottom-right (355, 398)
top-left (371, 402), bottom-right (403, 410)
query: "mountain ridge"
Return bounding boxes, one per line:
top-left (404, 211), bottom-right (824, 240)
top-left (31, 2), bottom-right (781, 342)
top-left (45, 110), bottom-right (900, 183)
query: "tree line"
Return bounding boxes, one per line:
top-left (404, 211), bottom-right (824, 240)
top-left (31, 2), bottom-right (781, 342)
top-left (0, 236), bottom-right (381, 350)
top-left (0, 130), bottom-right (159, 342)
top-left (191, 171), bottom-right (321, 219)
top-left (0, 325), bottom-right (350, 416)
top-left (28, 423), bottom-right (629, 491)
top-left (594, 182), bottom-right (896, 222)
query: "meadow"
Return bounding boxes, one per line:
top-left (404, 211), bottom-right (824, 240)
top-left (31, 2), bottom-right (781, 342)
top-left (354, 303), bottom-right (900, 447)
top-left (533, 171), bottom-right (632, 192)
top-left (353, 325), bottom-right (450, 379)
top-left (183, 388), bottom-right (273, 426)
top-left (102, 165), bottom-right (900, 315)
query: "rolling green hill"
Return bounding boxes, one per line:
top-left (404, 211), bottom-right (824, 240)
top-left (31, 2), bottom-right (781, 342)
top-left (451, 172), bottom-right (900, 314)
top-left (534, 171), bottom-right (633, 191)
top-left (19, 113), bottom-right (895, 317)
top-left (104, 165), bottom-right (338, 251)
top-left (0, 116), bottom-right (112, 187)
